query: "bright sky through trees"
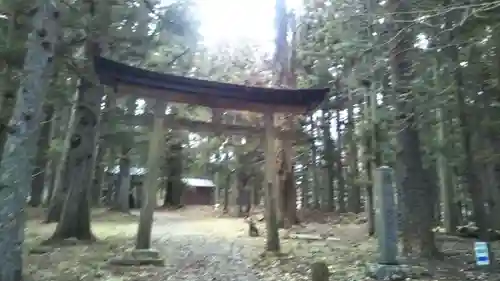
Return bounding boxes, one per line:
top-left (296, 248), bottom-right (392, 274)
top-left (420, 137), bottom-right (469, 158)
top-left (195, 0), bottom-right (302, 50)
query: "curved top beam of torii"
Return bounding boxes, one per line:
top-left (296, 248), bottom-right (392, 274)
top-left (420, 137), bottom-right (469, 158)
top-left (94, 56), bottom-right (329, 114)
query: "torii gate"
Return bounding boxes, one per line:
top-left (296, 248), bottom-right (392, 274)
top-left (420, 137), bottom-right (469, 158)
top-left (95, 57), bottom-right (328, 254)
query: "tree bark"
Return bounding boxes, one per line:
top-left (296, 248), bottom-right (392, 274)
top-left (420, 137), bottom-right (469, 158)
top-left (310, 116), bottom-right (320, 209)
top-left (0, 12), bottom-right (27, 163)
top-left (91, 142), bottom-right (105, 206)
top-left (47, 17), bottom-right (106, 238)
top-left (48, 76), bottom-right (101, 241)
top-left (346, 90), bottom-right (359, 213)
top-left (388, 0), bottom-right (437, 257)
top-left (116, 146), bottom-right (131, 212)
top-left (163, 141), bottom-right (183, 207)
top-left (30, 104), bottom-right (54, 207)
top-left (44, 106), bottom-right (68, 206)
top-left (321, 107), bottom-right (335, 212)
top-left (0, 1), bottom-right (60, 279)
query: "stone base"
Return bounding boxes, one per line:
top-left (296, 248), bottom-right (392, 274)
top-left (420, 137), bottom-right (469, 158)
top-left (365, 263), bottom-right (431, 280)
top-left (365, 263), bottom-right (408, 281)
top-left (108, 249), bottom-right (165, 266)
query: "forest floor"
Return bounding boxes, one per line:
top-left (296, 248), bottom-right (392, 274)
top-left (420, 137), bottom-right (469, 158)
top-left (24, 207), bottom-right (497, 281)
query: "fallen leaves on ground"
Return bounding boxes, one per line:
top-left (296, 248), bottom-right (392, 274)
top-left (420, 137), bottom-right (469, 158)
top-left (246, 223), bottom-right (378, 281)
top-left (25, 208), bottom-right (139, 281)
top-left (23, 207), bottom-right (500, 281)
top-left (249, 220), bottom-right (500, 281)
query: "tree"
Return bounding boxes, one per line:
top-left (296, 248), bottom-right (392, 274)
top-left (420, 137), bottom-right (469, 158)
top-left (0, 0), bottom-right (61, 278)
top-left (46, 0), bottom-right (110, 241)
top-left (387, 0), bottom-right (437, 257)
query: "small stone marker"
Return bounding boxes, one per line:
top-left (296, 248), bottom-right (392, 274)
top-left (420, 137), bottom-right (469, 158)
top-left (374, 166), bottom-right (398, 265)
top-left (474, 242), bottom-right (490, 266)
top-left (310, 261), bottom-right (329, 281)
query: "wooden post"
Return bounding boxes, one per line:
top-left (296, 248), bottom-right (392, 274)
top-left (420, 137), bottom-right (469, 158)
top-left (136, 101), bottom-right (166, 250)
top-left (263, 111), bottom-right (280, 252)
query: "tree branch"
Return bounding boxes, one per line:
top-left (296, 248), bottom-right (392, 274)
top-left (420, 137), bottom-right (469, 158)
top-left (165, 48), bottom-right (190, 67)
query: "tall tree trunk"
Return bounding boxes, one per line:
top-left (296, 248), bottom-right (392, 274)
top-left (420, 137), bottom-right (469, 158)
top-left (362, 94), bottom-right (375, 236)
top-left (91, 143), bottom-right (105, 206)
top-left (300, 152), bottom-right (310, 209)
top-left (447, 29), bottom-right (490, 240)
top-left (346, 90), bottom-right (359, 213)
top-left (487, 14), bottom-right (500, 232)
top-left (363, 82), bottom-right (379, 235)
top-left (223, 171), bottom-right (231, 213)
top-left (272, 0), bottom-right (299, 227)
top-left (388, 0), bottom-right (437, 257)
top-left (0, 12), bottom-right (27, 163)
top-left (334, 109), bottom-right (347, 212)
top-left (280, 137), bottom-right (298, 226)
top-left (0, 1), bottom-right (60, 279)
top-left (30, 103), bottom-right (54, 207)
top-left (362, 0), bottom-right (379, 228)
top-left (113, 97), bottom-right (136, 212)
top-left (47, 0), bottom-right (109, 239)
top-left (321, 107), bottom-right (335, 211)
top-left (91, 92), bottom-right (115, 207)
top-left (310, 115), bottom-right (320, 209)
top-left (45, 93), bottom-right (77, 222)
top-left (163, 141), bottom-right (183, 207)
top-left (44, 104), bottom-right (70, 206)
top-left (285, 12), bottom-right (300, 222)
top-left (116, 145), bottom-right (131, 212)
top-left (436, 102), bottom-right (457, 233)
top-left (48, 74), bottom-right (101, 241)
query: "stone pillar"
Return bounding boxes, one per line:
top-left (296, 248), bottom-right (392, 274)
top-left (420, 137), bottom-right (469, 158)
top-left (374, 166), bottom-right (398, 265)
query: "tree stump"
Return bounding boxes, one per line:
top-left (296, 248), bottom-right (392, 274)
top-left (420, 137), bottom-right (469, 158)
top-left (311, 261), bottom-right (329, 281)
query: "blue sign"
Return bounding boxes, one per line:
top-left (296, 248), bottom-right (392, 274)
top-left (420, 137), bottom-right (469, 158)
top-left (474, 242), bottom-right (490, 266)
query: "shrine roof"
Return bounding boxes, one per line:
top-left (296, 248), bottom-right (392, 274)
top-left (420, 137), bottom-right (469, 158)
top-left (94, 57), bottom-right (329, 113)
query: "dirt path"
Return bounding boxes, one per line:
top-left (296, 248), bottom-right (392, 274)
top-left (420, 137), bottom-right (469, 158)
top-left (149, 212), bottom-right (262, 281)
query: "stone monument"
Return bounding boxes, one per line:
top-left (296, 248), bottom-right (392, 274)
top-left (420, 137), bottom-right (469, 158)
top-left (366, 167), bottom-right (407, 280)
top-left (375, 166), bottom-right (398, 265)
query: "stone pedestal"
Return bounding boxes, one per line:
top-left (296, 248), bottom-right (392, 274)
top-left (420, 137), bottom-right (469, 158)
top-left (365, 263), bottom-right (431, 281)
top-left (365, 263), bottom-right (407, 281)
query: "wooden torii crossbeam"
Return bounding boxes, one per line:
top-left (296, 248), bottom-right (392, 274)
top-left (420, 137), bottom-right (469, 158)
top-left (121, 113), bottom-right (309, 142)
top-left (94, 56), bottom-right (329, 250)
top-left (94, 57), bottom-right (327, 114)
